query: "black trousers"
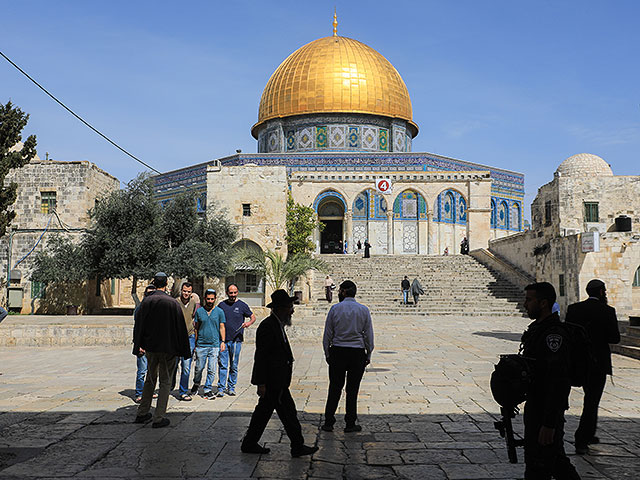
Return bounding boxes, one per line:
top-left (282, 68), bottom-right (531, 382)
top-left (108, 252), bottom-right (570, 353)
top-left (575, 371), bottom-right (607, 447)
top-left (523, 403), bottom-right (580, 480)
top-left (325, 286), bottom-right (333, 303)
top-left (324, 346), bottom-right (367, 427)
top-left (243, 386), bottom-right (304, 449)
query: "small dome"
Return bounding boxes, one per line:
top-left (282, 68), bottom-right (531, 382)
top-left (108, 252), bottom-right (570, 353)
top-left (555, 153), bottom-right (613, 177)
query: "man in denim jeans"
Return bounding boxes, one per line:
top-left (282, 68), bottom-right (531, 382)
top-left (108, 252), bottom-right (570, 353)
top-left (173, 282), bottom-right (200, 401)
top-left (191, 289), bottom-right (226, 399)
top-left (217, 284), bottom-right (256, 397)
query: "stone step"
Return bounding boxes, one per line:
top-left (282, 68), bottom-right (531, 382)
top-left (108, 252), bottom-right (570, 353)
top-left (611, 344), bottom-right (640, 360)
top-left (620, 334), bottom-right (640, 348)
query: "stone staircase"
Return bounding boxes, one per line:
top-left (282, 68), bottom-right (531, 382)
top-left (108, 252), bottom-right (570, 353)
top-left (612, 316), bottom-right (640, 360)
top-left (297, 254), bottom-right (527, 318)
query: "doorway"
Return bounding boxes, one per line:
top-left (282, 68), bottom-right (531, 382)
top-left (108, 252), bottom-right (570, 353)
top-left (320, 220), bottom-right (344, 253)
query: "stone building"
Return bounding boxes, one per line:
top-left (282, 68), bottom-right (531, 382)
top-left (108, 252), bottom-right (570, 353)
top-left (488, 153), bottom-right (640, 316)
top-left (154, 23), bottom-right (525, 306)
top-left (0, 156), bottom-right (120, 313)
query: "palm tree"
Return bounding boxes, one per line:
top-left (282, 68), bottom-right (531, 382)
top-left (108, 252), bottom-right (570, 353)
top-left (234, 248), bottom-right (327, 293)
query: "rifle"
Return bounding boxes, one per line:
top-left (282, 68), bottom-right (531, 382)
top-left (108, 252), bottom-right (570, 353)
top-left (493, 405), bottom-right (524, 463)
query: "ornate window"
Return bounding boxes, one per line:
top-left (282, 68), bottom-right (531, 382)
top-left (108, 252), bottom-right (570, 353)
top-left (633, 266), bottom-right (640, 287)
top-left (498, 201), bottom-right (508, 229)
top-left (491, 199), bottom-right (497, 228)
top-left (458, 197), bottom-right (467, 223)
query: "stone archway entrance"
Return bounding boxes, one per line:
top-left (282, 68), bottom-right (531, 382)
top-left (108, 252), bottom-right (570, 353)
top-left (318, 198), bottom-right (345, 254)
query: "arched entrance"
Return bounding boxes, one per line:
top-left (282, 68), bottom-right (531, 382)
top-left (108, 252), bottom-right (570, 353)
top-left (315, 193), bottom-right (346, 254)
top-left (393, 190), bottom-right (426, 254)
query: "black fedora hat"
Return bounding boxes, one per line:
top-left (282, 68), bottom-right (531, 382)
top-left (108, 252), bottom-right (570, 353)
top-left (266, 289), bottom-right (297, 308)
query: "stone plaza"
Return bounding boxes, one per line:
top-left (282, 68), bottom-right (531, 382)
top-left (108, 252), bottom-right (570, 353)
top-left (0, 313), bottom-right (638, 479)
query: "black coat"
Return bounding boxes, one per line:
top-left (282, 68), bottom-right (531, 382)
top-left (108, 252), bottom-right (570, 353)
top-left (565, 298), bottom-right (620, 375)
top-left (251, 314), bottom-right (294, 390)
top-left (132, 290), bottom-right (191, 359)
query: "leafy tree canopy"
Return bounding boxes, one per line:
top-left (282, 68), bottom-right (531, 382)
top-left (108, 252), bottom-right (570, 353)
top-left (0, 101), bottom-right (37, 237)
top-left (285, 193), bottom-right (322, 255)
top-left (31, 235), bottom-right (87, 284)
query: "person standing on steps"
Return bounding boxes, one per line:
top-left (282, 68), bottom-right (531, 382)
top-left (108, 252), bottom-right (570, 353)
top-left (241, 289), bottom-right (318, 457)
top-left (363, 240), bottom-right (371, 258)
top-left (356, 239), bottom-right (362, 254)
top-left (324, 275), bottom-right (334, 303)
top-left (321, 280), bottom-right (374, 433)
top-left (411, 277), bottom-right (425, 306)
top-left (401, 276), bottom-right (410, 305)
top-left (566, 279), bottom-right (620, 455)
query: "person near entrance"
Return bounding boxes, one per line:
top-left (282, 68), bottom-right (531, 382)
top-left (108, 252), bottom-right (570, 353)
top-left (324, 275), bottom-right (334, 303)
top-left (321, 280), bottom-right (374, 433)
top-left (356, 240), bottom-right (362, 253)
top-left (217, 284), bottom-right (256, 396)
top-left (363, 240), bottom-right (371, 258)
top-left (401, 276), bottom-right (410, 304)
top-left (566, 279), bottom-right (620, 455)
top-left (241, 289), bottom-right (318, 457)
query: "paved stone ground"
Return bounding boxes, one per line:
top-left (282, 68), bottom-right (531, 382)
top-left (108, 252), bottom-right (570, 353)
top-left (0, 314), bottom-right (639, 479)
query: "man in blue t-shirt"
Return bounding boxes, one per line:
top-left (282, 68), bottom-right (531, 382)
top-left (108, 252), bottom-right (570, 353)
top-left (216, 284), bottom-right (256, 396)
top-left (191, 289), bottom-right (226, 399)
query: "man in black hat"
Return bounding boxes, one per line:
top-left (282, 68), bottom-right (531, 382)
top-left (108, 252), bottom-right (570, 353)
top-left (241, 289), bottom-right (318, 457)
top-left (133, 272), bottom-right (191, 428)
top-left (566, 279), bottom-right (620, 454)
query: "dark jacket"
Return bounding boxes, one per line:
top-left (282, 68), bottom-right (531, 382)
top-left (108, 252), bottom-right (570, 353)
top-left (132, 290), bottom-right (191, 359)
top-left (521, 313), bottom-right (572, 427)
top-left (251, 314), bottom-right (294, 390)
top-left (565, 298), bottom-right (620, 375)
top-left (401, 279), bottom-right (410, 290)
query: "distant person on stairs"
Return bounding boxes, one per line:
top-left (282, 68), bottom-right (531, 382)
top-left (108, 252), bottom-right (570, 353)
top-left (325, 275), bottom-right (334, 303)
top-left (411, 277), bottom-right (425, 306)
top-left (401, 276), bottom-right (410, 305)
top-left (363, 240), bottom-right (371, 258)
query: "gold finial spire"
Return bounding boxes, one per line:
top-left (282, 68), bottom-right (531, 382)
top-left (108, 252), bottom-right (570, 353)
top-left (332, 8), bottom-right (338, 36)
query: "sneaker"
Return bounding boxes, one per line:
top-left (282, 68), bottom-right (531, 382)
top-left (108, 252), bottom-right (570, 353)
top-left (344, 424), bottom-right (362, 433)
top-left (190, 384), bottom-right (199, 395)
top-left (226, 390), bottom-right (236, 396)
top-left (152, 418), bottom-right (170, 429)
top-left (241, 442), bottom-right (271, 454)
top-left (179, 394), bottom-right (192, 401)
top-left (134, 412), bottom-right (152, 424)
top-left (203, 391), bottom-right (215, 400)
top-left (216, 390), bottom-right (225, 398)
top-left (134, 396), bottom-right (142, 403)
top-left (291, 445), bottom-right (318, 457)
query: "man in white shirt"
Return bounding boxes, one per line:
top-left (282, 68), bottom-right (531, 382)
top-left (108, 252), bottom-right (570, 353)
top-left (321, 280), bottom-right (374, 433)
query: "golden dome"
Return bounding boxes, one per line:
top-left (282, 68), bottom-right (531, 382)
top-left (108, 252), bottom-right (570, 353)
top-left (252, 35), bottom-right (417, 138)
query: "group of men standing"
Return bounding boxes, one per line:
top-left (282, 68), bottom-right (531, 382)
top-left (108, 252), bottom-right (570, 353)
top-left (132, 275), bottom-right (255, 427)
top-left (519, 279), bottom-right (620, 479)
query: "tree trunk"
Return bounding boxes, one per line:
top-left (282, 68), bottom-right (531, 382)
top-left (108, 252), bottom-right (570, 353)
top-left (131, 275), bottom-right (140, 307)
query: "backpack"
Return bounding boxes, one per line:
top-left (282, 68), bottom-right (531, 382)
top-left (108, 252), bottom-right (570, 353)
top-left (563, 322), bottom-right (597, 387)
top-left (490, 354), bottom-right (534, 407)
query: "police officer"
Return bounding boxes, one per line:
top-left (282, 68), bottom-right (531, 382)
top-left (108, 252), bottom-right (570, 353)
top-left (521, 282), bottom-right (580, 479)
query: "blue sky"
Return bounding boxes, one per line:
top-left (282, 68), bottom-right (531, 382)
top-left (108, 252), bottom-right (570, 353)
top-left (2, 1), bottom-right (639, 217)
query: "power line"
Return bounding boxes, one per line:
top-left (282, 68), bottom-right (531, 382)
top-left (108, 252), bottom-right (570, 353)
top-left (0, 50), bottom-right (161, 174)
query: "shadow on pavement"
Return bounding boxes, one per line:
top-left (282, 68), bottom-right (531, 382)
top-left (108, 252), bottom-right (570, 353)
top-left (0, 407), bottom-right (638, 479)
top-left (473, 331), bottom-right (523, 342)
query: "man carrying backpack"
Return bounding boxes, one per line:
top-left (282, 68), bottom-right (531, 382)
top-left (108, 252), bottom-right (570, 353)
top-left (566, 279), bottom-right (620, 455)
top-left (521, 282), bottom-right (580, 479)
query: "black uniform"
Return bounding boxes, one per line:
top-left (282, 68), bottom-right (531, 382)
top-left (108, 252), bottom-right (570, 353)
top-left (520, 313), bottom-right (580, 480)
top-left (565, 298), bottom-right (619, 449)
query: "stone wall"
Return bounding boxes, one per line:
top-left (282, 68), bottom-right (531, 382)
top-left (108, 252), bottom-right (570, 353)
top-left (0, 160), bottom-right (120, 312)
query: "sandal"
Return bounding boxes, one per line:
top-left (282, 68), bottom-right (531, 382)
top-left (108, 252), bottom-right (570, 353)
top-left (179, 394), bottom-right (192, 401)
top-left (134, 396), bottom-right (142, 403)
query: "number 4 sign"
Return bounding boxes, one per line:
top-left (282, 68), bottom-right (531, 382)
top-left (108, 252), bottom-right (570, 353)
top-left (375, 178), bottom-right (392, 194)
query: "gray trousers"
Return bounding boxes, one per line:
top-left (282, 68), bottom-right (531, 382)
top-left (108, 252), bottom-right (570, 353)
top-left (137, 351), bottom-right (176, 423)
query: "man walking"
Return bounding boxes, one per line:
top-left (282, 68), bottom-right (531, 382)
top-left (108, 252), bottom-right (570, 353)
top-left (241, 290), bottom-right (318, 457)
top-left (133, 272), bottom-right (191, 428)
top-left (401, 276), bottom-right (410, 305)
top-left (174, 282), bottom-right (200, 401)
top-left (321, 280), bottom-right (374, 433)
top-left (191, 289), bottom-right (226, 399)
top-left (217, 284), bottom-right (256, 396)
top-left (411, 277), bottom-right (425, 306)
top-left (566, 279), bottom-right (620, 455)
top-left (521, 282), bottom-right (580, 479)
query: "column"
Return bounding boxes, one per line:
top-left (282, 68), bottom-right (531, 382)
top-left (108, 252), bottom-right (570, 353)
top-left (345, 210), bottom-right (353, 254)
top-left (386, 211), bottom-right (394, 254)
